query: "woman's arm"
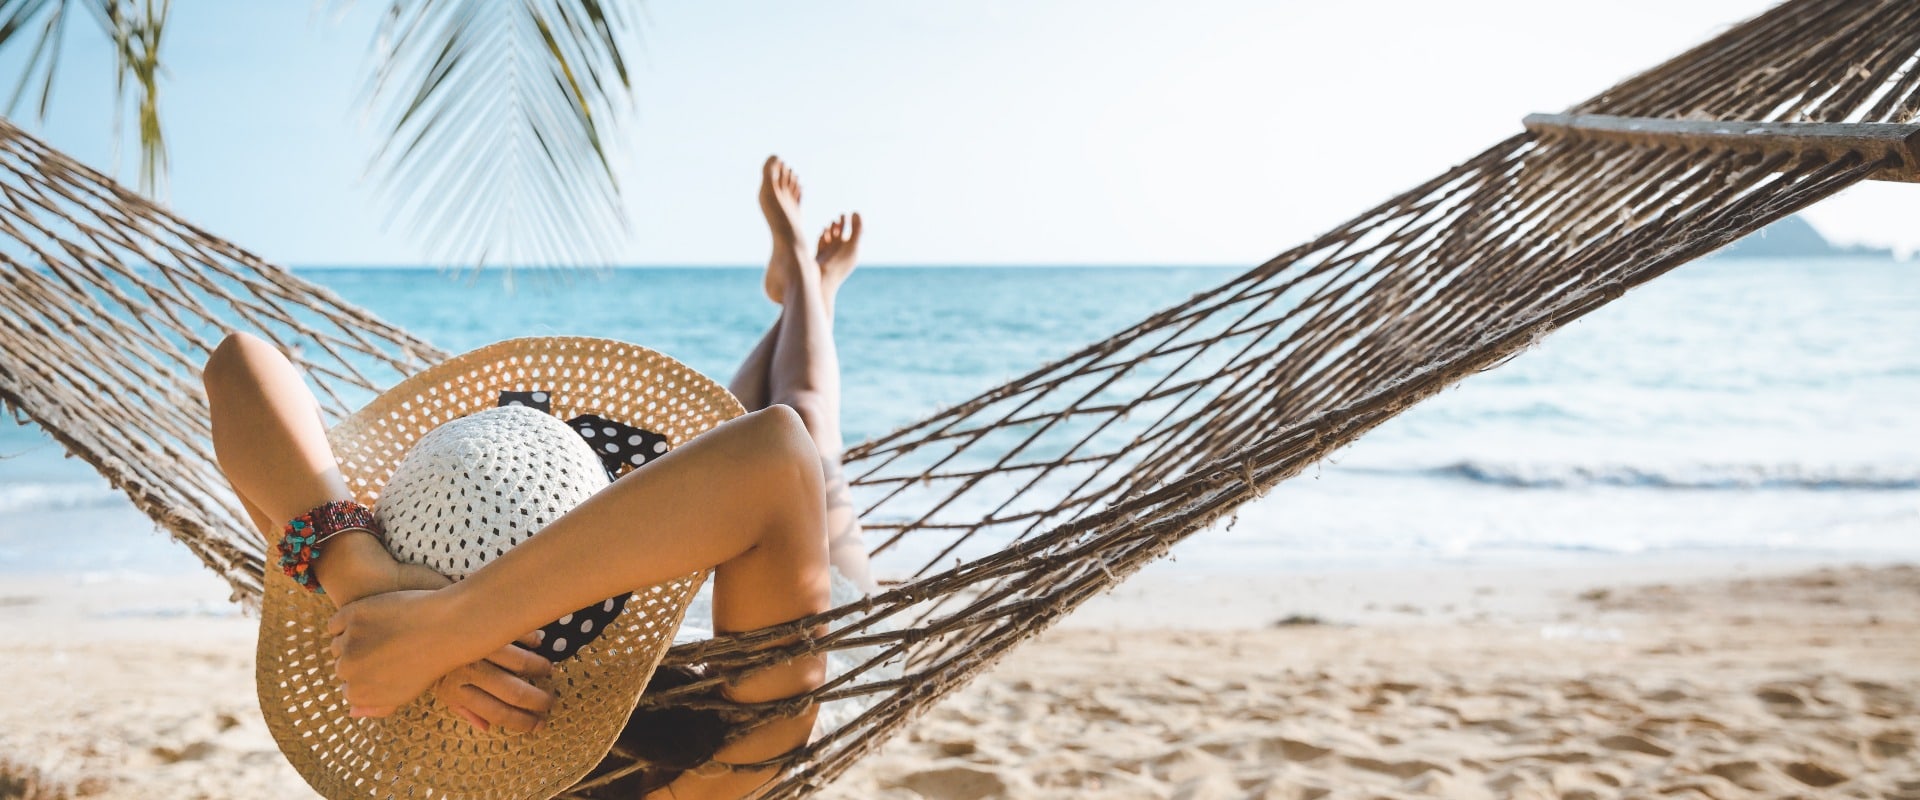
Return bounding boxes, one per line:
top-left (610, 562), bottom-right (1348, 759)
top-left (328, 405), bottom-right (829, 717)
top-left (204, 331), bottom-right (555, 732)
top-left (314, 533), bottom-right (431, 604)
top-left (202, 335), bottom-right (441, 604)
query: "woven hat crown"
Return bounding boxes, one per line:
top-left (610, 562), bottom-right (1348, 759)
top-left (376, 404), bottom-right (610, 580)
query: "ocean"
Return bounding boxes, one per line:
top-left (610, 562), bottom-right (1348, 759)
top-left (2, 258), bottom-right (1916, 579)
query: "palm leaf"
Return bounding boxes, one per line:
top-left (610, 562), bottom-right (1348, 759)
top-left (0, 0), bottom-right (169, 196)
top-left (104, 0), bottom-right (166, 195)
top-left (365, 0), bottom-right (642, 271)
top-left (1, 0), bottom-right (75, 122)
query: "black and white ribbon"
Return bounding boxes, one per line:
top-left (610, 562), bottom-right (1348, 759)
top-left (496, 389), bottom-right (674, 663)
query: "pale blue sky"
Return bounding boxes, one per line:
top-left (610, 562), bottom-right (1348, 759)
top-left (6, 0), bottom-right (1915, 266)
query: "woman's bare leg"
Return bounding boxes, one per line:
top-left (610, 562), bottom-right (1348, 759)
top-left (730, 153), bottom-right (833, 411)
top-left (782, 214), bottom-right (875, 593)
top-left (729, 186), bottom-right (857, 418)
top-left (754, 157), bottom-right (877, 593)
top-left (727, 314), bottom-right (783, 413)
top-left (728, 154), bottom-right (792, 410)
top-left (726, 207), bottom-right (859, 414)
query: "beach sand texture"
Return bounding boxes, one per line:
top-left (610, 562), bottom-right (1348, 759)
top-left (1, 563), bottom-right (1914, 799)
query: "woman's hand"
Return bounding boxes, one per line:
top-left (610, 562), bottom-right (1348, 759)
top-left (327, 586), bottom-right (553, 730)
top-left (326, 551), bottom-right (556, 731)
top-left (431, 630), bottom-right (555, 733)
top-left (328, 588), bottom-right (462, 717)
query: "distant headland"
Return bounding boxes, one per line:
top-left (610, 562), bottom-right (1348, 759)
top-left (1717, 214), bottom-right (1897, 259)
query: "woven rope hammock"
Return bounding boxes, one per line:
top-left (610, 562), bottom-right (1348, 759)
top-left (2, 0), bottom-right (1915, 795)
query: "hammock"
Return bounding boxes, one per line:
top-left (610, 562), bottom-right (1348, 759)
top-left (1, 0), bottom-right (1914, 795)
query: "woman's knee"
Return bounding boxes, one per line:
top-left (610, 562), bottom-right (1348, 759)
top-left (733, 407), bottom-right (827, 537)
top-left (202, 331), bottom-right (281, 398)
top-left (740, 406), bottom-right (820, 474)
top-left (766, 390), bottom-right (832, 441)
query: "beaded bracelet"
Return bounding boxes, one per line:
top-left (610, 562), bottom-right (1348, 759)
top-left (277, 499), bottom-right (383, 595)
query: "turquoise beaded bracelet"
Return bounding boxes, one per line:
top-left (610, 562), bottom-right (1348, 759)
top-left (277, 499), bottom-right (382, 595)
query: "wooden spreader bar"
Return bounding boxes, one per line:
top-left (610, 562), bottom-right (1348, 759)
top-left (1525, 113), bottom-right (1920, 183)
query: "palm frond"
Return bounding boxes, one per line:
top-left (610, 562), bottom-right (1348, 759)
top-left (366, 0), bottom-right (641, 270)
top-left (103, 0), bottom-right (166, 195)
top-left (1, 0), bottom-right (77, 121)
top-left (0, 0), bottom-right (169, 196)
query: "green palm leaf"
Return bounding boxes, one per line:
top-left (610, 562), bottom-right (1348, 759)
top-left (365, 0), bottom-right (642, 270)
top-left (0, 0), bottom-right (168, 195)
top-left (2, 0), bottom-right (642, 268)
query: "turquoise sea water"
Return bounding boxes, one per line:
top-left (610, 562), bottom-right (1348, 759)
top-left (1, 259), bottom-right (1916, 576)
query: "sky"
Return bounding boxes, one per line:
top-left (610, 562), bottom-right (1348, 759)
top-left (4, 0), bottom-right (1915, 266)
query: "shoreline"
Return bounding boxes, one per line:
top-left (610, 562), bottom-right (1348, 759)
top-left (1, 555), bottom-right (1914, 798)
top-left (1060, 550), bottom-right (1901, 629)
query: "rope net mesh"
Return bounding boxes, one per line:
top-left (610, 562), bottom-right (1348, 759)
top-left (0, 0), bottom-right (1913, 796)
top-left (0, 129), bottom-right (448, 605)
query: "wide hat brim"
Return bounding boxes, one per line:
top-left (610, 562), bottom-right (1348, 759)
top-left (257, 335), bottom-right (743, 800)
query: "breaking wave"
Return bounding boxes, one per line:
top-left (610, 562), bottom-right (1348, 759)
top-left (1384, 461), bottom-right (1920, 491)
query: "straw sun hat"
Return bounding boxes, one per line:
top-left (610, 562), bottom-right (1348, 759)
top-left (257, 335), bottom-right (744, 800)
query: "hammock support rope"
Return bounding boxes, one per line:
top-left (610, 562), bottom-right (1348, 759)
top-left (1524, 113), bottom-right (1920, 182)
top-left (0, 0), bottom-right (1914, 796)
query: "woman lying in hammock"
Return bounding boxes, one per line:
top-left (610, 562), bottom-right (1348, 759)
top-left (202, 156), bottom-right (871, 800)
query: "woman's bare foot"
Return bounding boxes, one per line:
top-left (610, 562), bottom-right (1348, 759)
top-left (759, 156), bottom-right (808, 304)
top-left (815, 212), bottom-right (862, 311)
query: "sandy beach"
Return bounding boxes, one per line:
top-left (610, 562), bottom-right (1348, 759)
top-left (2, 558), bottom-right (1914, 799)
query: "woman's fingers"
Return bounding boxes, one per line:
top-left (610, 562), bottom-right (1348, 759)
top-left (464, 660), bottom-right (556, 717)
top-left (433, 673), bottom-right (490, 731)
top-left (445, 674), bottom-right (548, 734)
top-left (485, 638), bottom-right (553, 680)
top-left (433, 653), bottom-right (556, 734)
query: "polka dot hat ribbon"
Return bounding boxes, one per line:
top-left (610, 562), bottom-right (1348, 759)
top-left (497, 388), bottom-right (674, 662)
top-left (498, 388), bottom-right (673, 481)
